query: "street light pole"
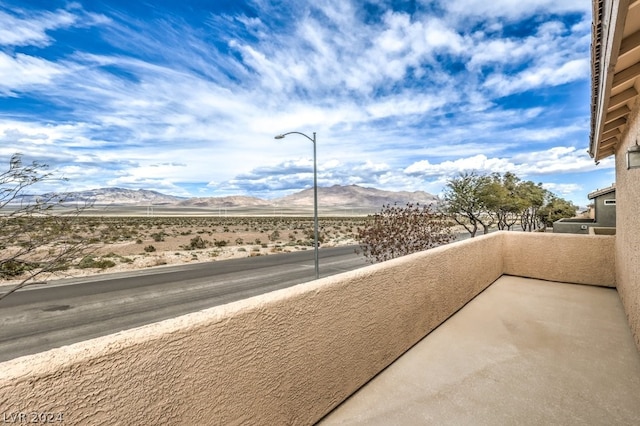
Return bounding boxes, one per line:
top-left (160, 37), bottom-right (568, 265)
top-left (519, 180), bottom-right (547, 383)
top-left (274, 131), bottom-right (319, 279)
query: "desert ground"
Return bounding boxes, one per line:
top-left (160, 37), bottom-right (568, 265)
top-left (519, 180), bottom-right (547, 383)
top-left (1, 214), bottom-right (369, 286)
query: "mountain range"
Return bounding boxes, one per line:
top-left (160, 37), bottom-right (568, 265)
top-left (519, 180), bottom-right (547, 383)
top-left (21, 185), bottom-right (437, 209)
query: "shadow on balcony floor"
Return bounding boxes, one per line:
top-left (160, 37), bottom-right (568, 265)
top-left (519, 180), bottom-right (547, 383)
top-left (319, 276), bottom-right (640, 425)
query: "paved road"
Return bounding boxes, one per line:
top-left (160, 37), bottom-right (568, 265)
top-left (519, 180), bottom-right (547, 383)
top-left (0, 246), bottom-right (369, 362)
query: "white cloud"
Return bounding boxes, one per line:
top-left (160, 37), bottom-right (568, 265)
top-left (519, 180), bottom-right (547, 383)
top-left (512, 146), bottom-right (605, 174)
top-left (485, 59), bottom-right (589, 96)
top-left (0, 6), bottom-right (110, 47)
top-left (221, 158), bottom-right (400, 196)
top-left (435, 0), bottom-right (590, 22)
top-left (365, 92), bottom-right (450, 118)
top-left (467, 16), bottom-right (591, 97)
top-left (468, 38), bottom-right (533, 70)
top-left (542, 182), bottom-right (583, 196)
top-left (0, 8), bottom-right (75, 47)
top-left (405, 155), bottom-right (516, 176)
top-left (509, 123), bottom-right (585, 142)
top-left (0, 52), bottom-right (66, 95)
top-left (405, 146), bottom-right (614, 181)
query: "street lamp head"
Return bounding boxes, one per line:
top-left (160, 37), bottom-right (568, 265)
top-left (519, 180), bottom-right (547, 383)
top-left (274, 134), bottom-right (285, 139)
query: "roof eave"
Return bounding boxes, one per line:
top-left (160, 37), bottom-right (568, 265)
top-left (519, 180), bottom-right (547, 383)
top-left (590, 0), bottom-right (632, 162)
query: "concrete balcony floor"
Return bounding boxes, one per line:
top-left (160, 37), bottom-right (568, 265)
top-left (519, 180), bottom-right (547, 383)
top-left (319, 276), bottom-right (640, 425)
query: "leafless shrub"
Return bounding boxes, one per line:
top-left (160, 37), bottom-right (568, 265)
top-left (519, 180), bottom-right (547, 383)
top-left (356, 203), bottom-right (455, 263)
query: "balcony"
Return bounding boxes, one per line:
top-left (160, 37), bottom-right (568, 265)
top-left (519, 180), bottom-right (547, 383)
top-left (320, 275), bottom-right (640, 424)
top-left (0, 232), bottom-right (638, 424)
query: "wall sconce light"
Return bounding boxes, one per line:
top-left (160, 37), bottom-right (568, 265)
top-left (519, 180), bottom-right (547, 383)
top-left (627, 140), bottom-right (640, 169)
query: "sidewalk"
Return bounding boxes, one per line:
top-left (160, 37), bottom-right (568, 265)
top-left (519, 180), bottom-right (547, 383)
top-left (319, 276), bottom-right (640, 425)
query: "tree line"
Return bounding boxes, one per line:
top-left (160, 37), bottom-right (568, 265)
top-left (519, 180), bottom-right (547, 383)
top-left (357, 171), bottom-right (577, 263)
top-left (442, 171), bottom-right (577, 237)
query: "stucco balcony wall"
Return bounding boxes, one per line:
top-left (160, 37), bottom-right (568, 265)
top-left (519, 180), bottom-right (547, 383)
top-left (0, 232), bottom-right (618, 425)
top-left (503, 232), bottom-right (616, 287)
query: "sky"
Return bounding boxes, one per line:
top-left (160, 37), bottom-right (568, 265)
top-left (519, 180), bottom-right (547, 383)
top-left (0, 0), bottom-right (616, 205)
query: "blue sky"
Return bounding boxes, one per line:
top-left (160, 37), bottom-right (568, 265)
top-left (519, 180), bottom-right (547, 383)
top-left (0, 0), bottom-right (614, 204)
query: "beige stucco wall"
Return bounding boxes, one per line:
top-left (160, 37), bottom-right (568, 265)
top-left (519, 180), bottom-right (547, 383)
top-left (615, 98), bottom-right (640, 351)
top-left (0, 234), bottom-right (504, 425)
top-left (502, 232), bottom-right (616, 287)
top-left (0, 232), bottom-right (621, 424)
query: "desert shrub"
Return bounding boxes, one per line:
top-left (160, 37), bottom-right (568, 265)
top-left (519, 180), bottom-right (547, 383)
top-left (0, 260), bottom-right (37, 278)
top-left (49, 262), bottom-right (70, 272)
top-left (357, 203), bottom-right (454, 263)
top-left (77, 256), bottom-right (116, 269)
top-left (144, 245), bottom-right (156, 252)
top-left (103, 252), bottom-right (135, 264)
top-left (214, 240), bottom-right (228, 248)
top-left (151, 232), bottom-right (165, 242)
top-left (268, 230), bottom-right (280, 241)
top-left (183, 236), bottom-right (208, 250)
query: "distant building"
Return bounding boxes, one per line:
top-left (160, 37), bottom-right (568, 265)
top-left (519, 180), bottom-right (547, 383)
top-left (553, 185), bottom-right (616, 234)
top-left (588, 185), bottom-right (616, 228)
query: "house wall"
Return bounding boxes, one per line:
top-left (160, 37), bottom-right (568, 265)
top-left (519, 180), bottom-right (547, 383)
top-left (594, 192), bottom-right (616, 226)
top-left (552, 192), bottom-right (615, 234)
top-left (0, 233), bottom-right (617, 425)
top-left (615, 98), bottom-right (640, 351)
top-left (552, 218), bottom-right (594, 234)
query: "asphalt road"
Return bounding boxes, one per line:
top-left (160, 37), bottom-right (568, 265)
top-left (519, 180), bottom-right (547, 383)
top-left (0, 245), bottom-right (370, 362)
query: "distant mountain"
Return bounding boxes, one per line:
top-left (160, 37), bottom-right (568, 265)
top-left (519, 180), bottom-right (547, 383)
top-left (11, 185), bottom-right (436, 209)
top-left (17, 187), bottom-right (188, 205)
top-left (273, 184), bottom-right (437, 208)
top-left (178, 195), bottom-right (271, 208)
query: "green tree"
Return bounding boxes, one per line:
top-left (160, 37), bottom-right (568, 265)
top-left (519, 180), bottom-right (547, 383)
top-left (0, 154), bottom-right (96, 301)
top-left (474, 174), bottom-right (501, 234)
top-left (444, 171), bottom-right (577, 234)
top-left (356, 203), bottom-right (455, 263)
top-left (481, 172), bottom-right (527, 231)
top-left (442, 172), bottom-right (493, 237)
top-left (517, 181), bottom-right (547, 232)
top-left (538, 196), bottom-right (577, 228)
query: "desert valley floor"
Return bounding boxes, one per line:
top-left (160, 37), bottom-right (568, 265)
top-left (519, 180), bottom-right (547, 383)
top-left (0, 214), bottom-right (368, 287)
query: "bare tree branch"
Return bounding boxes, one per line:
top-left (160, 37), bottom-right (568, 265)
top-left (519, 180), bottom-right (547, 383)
top-left (0, 154), bottom-right (96, 302)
